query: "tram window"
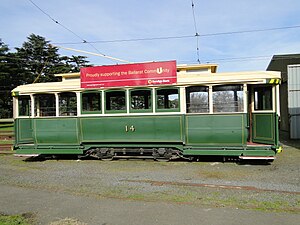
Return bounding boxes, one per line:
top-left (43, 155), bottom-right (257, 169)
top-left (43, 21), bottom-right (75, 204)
top-left (18, 95), bottom-right (31, 116)
top-left (130, 89), bottom-right (152, 111)
top-left (82, 92), bottom-right (101, 113)
top-left (59, 92), bottom-right (77, 116)
top-left (156, 88), bottom-right (179, 111)
top-left (34, 94), bottom-right (56, 117)
top-left (186, 86), bottom-right (209, 113)
top-left (213, 85), bottom-right (243, 112)
top-left (105, 90), bottom-right (126, 112)
top-left (254, 86), bottom-right (273, 110)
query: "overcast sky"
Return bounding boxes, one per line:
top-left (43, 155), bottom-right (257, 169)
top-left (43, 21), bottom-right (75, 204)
top-left (1, 0), bottom-right (300, 72)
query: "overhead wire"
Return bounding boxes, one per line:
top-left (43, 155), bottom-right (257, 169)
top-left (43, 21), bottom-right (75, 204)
top-left (27, 0), bottom-right (129, 64)
top-left (55, 46), bottom-right (130, 63)
top-left (54, 35), bottom-right (195, 45)
top-left (23, 0), bottom-right (300, 65)
top-left (52, 24), bottom-right (300, 45)
top-left (191, 0), bottom-right (201, 63)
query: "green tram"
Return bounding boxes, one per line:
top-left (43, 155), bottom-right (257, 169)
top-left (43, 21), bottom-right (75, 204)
top-left (12, 63), bottom-right (282, 162)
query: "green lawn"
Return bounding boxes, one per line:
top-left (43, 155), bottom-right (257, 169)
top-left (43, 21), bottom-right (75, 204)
top-left (0, 214), bottom-right (32, 225)
top-left (0, 122), bottom-right (14, 134)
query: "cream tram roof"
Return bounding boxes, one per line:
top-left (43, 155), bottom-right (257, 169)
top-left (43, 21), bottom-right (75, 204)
top-left (12, 64), bottom-right (281, 94)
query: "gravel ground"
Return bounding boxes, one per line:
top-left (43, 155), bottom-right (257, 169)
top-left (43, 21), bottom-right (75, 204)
top-left (0, 142), bottom-right (299, 224)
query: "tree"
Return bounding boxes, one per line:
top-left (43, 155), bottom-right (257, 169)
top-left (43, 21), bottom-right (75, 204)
top-left (15, 34), bottom-right (64, 83)
top-left (0, 34), bottom-right (91, 118)
top-left (15, 34), bottom-right (90, 84)
top-left (0, 39), bottom-right (15, 118)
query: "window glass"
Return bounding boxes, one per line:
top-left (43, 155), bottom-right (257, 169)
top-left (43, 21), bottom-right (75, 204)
top-left (186, 86), bottom-right (209, 113)
top-left (157, 88), bottom-right (179, 110)
top-left (59, 92), bottom-right (77, 116)
top-left (254, 86), bottom-right (273, 110)
top-left (130, 89), bottom-right (152, 110)
top-left (34, 94), bottom-right (56, 117)
top-left (105, 90), bottom-right (126, 111)
top-left (82, 92), bottom-right (101, 112)
top-left (213, 85), bottom-right (243, 112)
top-left (18, 95), bottom-right (31, 116)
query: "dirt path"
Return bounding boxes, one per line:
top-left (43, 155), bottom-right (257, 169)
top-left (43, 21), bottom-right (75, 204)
top-left (0, 184), bottom-right (299, 225)
top-left (0, 143), bottom-right (299, 224)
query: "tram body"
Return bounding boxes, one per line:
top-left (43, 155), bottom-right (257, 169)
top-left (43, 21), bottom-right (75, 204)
top-left (12, 62), bottom-right (281, 161)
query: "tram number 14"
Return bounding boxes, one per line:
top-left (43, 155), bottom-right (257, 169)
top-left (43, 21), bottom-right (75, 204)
top-left (125, 125), bottom-right (136, 132)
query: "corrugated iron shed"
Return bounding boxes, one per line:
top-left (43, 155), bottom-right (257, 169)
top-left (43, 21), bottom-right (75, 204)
top-left (288, 65), bottom-right (300, 139)
top-left (267, 54), bottom-right (300, 139)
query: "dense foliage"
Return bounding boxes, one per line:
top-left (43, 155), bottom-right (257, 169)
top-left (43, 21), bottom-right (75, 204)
top-left (0, 34), bottom-right (90, 118)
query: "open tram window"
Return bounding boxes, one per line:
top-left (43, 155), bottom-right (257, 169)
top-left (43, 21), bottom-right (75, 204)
top-left (130, 89), bottom-right (152, 112)
top-left (254, 86), bottom-right (273, 110)
top-left (186, 86), bottom-right (209, 113)
top-left (156, 88), bottom-right (179, 112)
top-left (18, 95), bottom-right (31, 116)
top-left (213, 85), bottom-right (243, 113)
top-left (82, 92), bottom-right (101, 113)
top-left (105, 90), bottom-right (126, 113)
top-left (34, 94), bottom-right (56, 117)
top-left (59, 92), bottom-right (77, 116)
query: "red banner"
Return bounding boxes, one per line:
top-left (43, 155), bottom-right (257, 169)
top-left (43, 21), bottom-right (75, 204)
top-left (80, 60), bottom-right (177, 88)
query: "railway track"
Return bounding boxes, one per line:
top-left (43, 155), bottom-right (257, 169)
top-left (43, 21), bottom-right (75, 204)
top-left (0, 144), bottom-right (13, 154)
top-left (0, 144), bottom-right (13, 151)
top-left (124, 179), bottom-right (300, 195)
top-left (0, 132), bottom-right (14, 152)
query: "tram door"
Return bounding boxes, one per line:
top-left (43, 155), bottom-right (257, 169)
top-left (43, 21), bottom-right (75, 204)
top-left (249, 85), bottom-right (278, 145)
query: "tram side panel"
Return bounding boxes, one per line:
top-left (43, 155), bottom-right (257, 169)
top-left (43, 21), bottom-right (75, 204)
top-left (15, 118), bottom-right (34, 144)
top-left (80, 115), bottom-right (184, 145)
top-left (15, 117), bottom-right (82, 154)
top-left (185, 114), bottom-right (247, 146)
top-left (33, 118), bottom-right (80, 144)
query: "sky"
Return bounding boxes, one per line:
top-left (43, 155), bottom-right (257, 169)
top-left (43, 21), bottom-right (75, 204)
top-left (1, 0), bottom-right (300, 72)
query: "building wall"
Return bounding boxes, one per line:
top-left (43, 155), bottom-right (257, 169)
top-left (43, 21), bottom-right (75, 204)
top-left (288, 65), bottom-right (300, 139)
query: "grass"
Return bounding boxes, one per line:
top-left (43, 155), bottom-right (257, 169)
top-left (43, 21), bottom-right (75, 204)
top-left (0, 139), bottom-right (13, 144)
top-left (0, 214), bottom-right (86, 225)
top-left (0, 123), bottom-right (14, 146)
top-left (49, 218), bottom-right (87, 225)
top-left (0, 123), bottom-right (14, 131)
top-left (0, 213), bottom-right (34, 225)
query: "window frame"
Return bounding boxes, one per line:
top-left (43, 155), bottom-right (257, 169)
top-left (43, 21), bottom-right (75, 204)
top-left (252, 85), bottom-right (275, 112)
top-left (18, 95), bottom-right (31, 117)
top-left (155, 87), bottom-right (180, 113)
top-left (34, 93), bottom-right (56, 117)
top-left (186, 85), bottom-right (209, 114)
top-left (129, 88), bottom-right (153, 113)
top-left (104, 89), bottom-right (127, 114)
top-left (212, 84), bottom-right (244, 113)
top-left (58, 92), bottom-right (78, 116)
top-left (81, 91), bottom-right (102, 114)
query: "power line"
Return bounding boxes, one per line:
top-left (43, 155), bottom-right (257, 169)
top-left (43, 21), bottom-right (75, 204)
top-left (191, 0), bottom-right (200, 63)
top-left (53, 35), bottom-right (196, 45)
top-left (27, 0), bottom-right (86, 43)
top-left (53, 24), bottom-right (300, 45)
top-left (27, 0), bottom-right (129, 63)
top-left (201, 25), bottom-right (300, 37)
top-left (55, 45), bottom-right (130, 63)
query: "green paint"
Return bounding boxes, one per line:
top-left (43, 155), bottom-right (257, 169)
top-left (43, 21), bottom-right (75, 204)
top-left (80, 115), bottom-right (183, 143)
top-left (252, 113), bottom-right (276, 145)
top-left (186, 114), bottom-right (247, 145)
top-left (14, 114), bottom-right (276, 157)
top-left (16, 118), bottom-right (33, 143)
top-left (33, 118), bottom-right (79, 144)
